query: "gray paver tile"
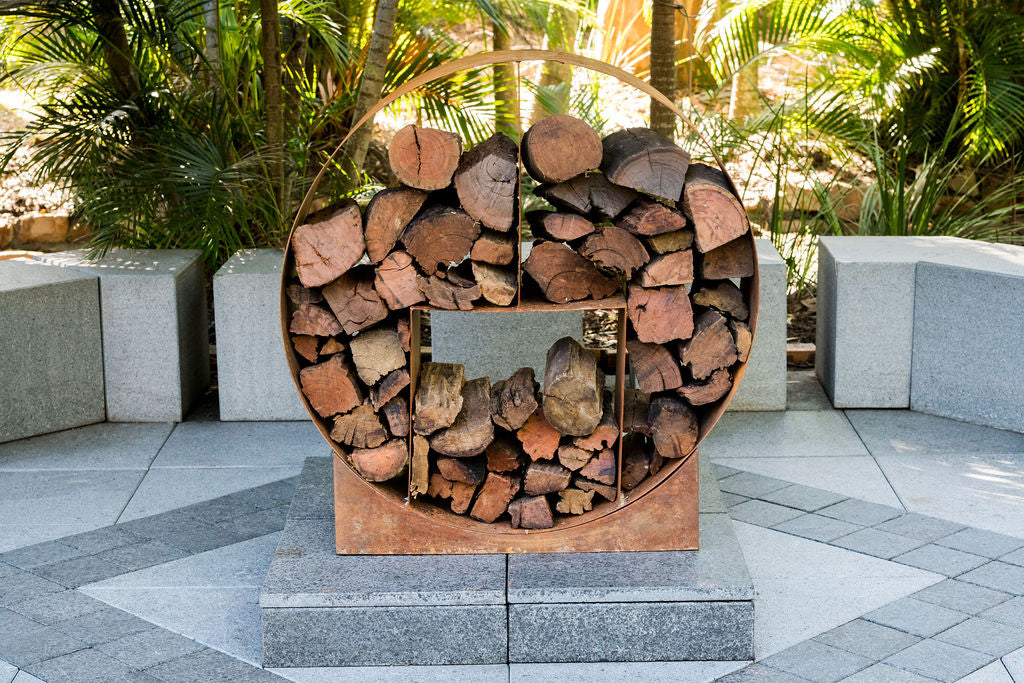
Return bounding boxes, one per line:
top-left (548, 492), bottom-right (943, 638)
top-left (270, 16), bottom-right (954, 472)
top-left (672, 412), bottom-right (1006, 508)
top-left (883, 638), bottom-right (994, 680)
top-left (761, 639), bottom-right (873, 682)
top-left (60, 526), bottom-right (147, 554)
top-left (0, 659), bottom-right (16, 683)
top-left (937, 528), bottom-right (1024, 559)
top-left (701, 410), bottom-right (869, 458)
top-left (216, 506), bottom-right (288, 541)
top-left (961, 562), bottom-right (1024, 595)
top-left (11, 672), bottom-right (46, 683)
top-left (846, 409), bottom-right (1024, 455)
top-left (34, 555), bottom-right (127, 588)
top-left (0, 541), bottom-right (89, 571)
top-left (893, 544), bottom-right (989, 576)
top-left (718, 472), bottom-right (791, 498)
top-left (24, 648), bottom-right (159, 682)
top-left (874, 513), bottom-right (965, 543)
top-left (1000, 547), bottom-right (1024, 568)
top-left (933, 617), bottom-right (1024, 657)
top-left (51, 605), bottom-right (153, 646)
top-left (912, 579), bottom-right (1012, 615)
top-left (9, 590), bottom-right (109, 625)
top-left (713, 463), bottom-right (742, 479)
top-left (728, 499), bottom-right (804, 527)
top-left (715, 663), bottom-right (807, 682)
top-left (114, 509), bottom-right (208, 540)
top-left (720, 492), bottom-right (750, 508)
top-left (145, 648), bottom-right (285, 681)
top-left (0, 608), bottom-right (88, 668)
top-left (864, 597), bottom-right (969, 637)
top-left (813, 618), bottom-right (921, 660)
top-left (841, 662), bottom-right (937, 682)
top-left (982, 597), bottom-right (1024, 629)
top-left (93, 541), bottom-right (188, 573)
top-left (771, 513), bottom-right (862, 542)
top-left (0, 563), bottom-right (65, 607)
top-left (831, 528), bottom-right (926, 560)
top-left (96, 627), bottom-right (206, 670)
top-left (178, 496), bottom-right (261, 525)
top-left (818, 499), bottom-right (904, 526)
top-left (230, 478), bottom-right (297, 511)
top-left (759, 483), bottom-right (847, 512)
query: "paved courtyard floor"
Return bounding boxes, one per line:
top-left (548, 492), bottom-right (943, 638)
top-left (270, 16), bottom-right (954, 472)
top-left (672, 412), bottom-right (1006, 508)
top-left (0, 369), bottom-right (1022, 682)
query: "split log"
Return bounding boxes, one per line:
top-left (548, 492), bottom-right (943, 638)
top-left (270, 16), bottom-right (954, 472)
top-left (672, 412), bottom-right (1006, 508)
top-left (291, 335), bottom-right (318, 363)
top-left (454, 132), bottom-right (518, 231)
top-left (691, 281), bottom-right (749, 321)
top-left (430, 378), bottom-right (494, 458)
top-left (575, 477), bottom-right (617, 502)
top-left (517, 411), bottom-right (561, 461)
top-left (322, 269), bottom-right (388, 335)
top-left (486, 437), bottom-right (525, 473)
top-left (471, 262), bottom-right (517, 306)
top-left (617, 199), bottom-right (688, 236)
top-left (293, 201), bottom-right (365, 287)
top-left (287, 284), bottom-right (322, 306)
top-left (397, 318), bottom-right (411, 352)
top-left (490, 367), bottom-right (539, 431)
top-left (557, 445), bottom-right (593, 472)
top-left (436, 457), bottom-right (486, 486)
top-left (697, 236), bottom-right (754, 279)
top-left (402, 206), bottom-right (480, 276)
top-left (508, 495), bottom-right (554, 529)
top-left (678, 367), bottom-right (732, 406)
top-left (417, 272), bottom-right (480, 310)
top-left (580, 226), bottom-right (650, 278)
top-left (601, 128), bottom-right (691, 200)
top-left (370, 369), bottom-right (410, 410)
top-left (730, 320), bottom-right (752, 362)
top-left (535, 173), bottom-right (638, 221)
top-left (349, 327), bottom-right (406, 386)
top-left (413, 362), bottom-right (465, 435)
top-left (648, 396), bottom-right (698, 459)
top-left (410, 435), bottom-right (429, 497)
top-left (578, 448), bottom-right (615, 485)
top-left (388, 124), bottom-right (461, 190)
top-left (364, 187), bottom-right (428, 263)
top-left (471, 231), bottom-right (516, 265)
top-left (523, 241), bottom-right (618, 304)
top-left (573, 392), bottom-right (618, 451)
top-left (623, 389), bottom-right (652, 435)
top-left (525, 211), bottom-right (596, 242)
top-left (383, 397), bottom-right (409, 438)
top-left (680, 163), bottom-right (749, 252)
top-left (428, 473), bottom-right (476, 514)
top-left (289, 305), bottom-right (342, 337)
top-left (556, 488), bottom-right (595, 515)
top-left (522, 114), bottom-right (603, 183)
top-left (627, 284), bottom-right (694, 344)
top-left (321, 338), bottom-right (345, 356)
top-left (374, 251), bottom-right (425, 310)
top-left (299, 355), bottom-right (363, 418)
top-left (469, 472), bottom-right (520, 523)
top-left (350, 439), bottom-right (407, 482)
top-left (524, 461), bottom-right (573, 495)
top-left (636, 250), bottom-right (693, 287)
top-left (644, 230), bottom-right (694, 254)
top-left (621, 441), bottom-right (651, 491)
top-left (542, 337), bottom-right (603, 436)
top-left (330, 403), bottom-right (387, 449)
top-left (678, 310), bottom-right (738, 380)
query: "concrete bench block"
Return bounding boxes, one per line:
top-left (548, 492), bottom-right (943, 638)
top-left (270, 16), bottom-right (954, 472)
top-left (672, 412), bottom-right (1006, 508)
top-left (730, 238), bottom-right (787, 411)
top-left (0, 260), bottom-right (105, 443)
top-left (213, 249), bottom-right (305, 421)
top-left (35, 249), bottom-right (209, 422)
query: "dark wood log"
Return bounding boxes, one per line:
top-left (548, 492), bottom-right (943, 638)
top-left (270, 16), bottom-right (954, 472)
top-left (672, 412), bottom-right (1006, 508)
top-left (417, 273), bottom-right (480, 310)
top-left (364, 187), bottom-right (428, 263)
top-left (322, 269), bottom-right (388, 335)
top-left (617, 199), bottom-right (688, 236)
top-left (430, 378), bottom-right (494, 458)
top-left (469, 472), bottom-right (520, 523)
top-left (490, 367), bottom-right (539, 431)
top-left (330, 403), bottom-right (387, 449)
top-left (383, 396), bottom-right (409, 438)
top-left (556, 488), bottom-right (595, 515)
top-left (575, 477), bottom-right (617, 502)
top-left (321, 338), bottom-right (345, 356)
top-left (573, 392), bottom-right (618, 451)
top-left (557, 445), bottom-right (593, 472)
top-left (454, 132), bottom-right (518, 231)
top-left (471, 231), bottom-right (516, 266)
top-left (691, 280), bottom-right (749, 321)
top-left (535, 172), bottom-right (638, 221)
top-left (678, 310), bottom-right (738, 380)
top-left (388, 124), bottom-right (461, 190)
top-left (349, 327), bottom-right (406, 386)
top-left (525, 211), bottom-right (596, 242)
top-left (542, 337), bottom-right (604, 436)
top-left (636, 250), bottom-right (693, 287)
top-left (436, 457), bottom-right (486, 485)
top-left (289, 305), bottom-right (342, 337)
top-left (471, 262), bottom-right (517, 306)
top-left (517, 410), bottom-right (561, 461)
top-left (524, 461), bottom-right (572, 495)
top-left (649, 396), bottom-right (698, 459)
top-left (293, 201), bottom-right (365, 287)
top-left (286, 284), bottom-right (322, 306)
top-left (730, 319), bottom-right (752, 362)
top-left (677, 367), bottom-right (732, 406)
top-left (644, 230), bottom-right (694, 254)
top-left (621, 439), bottom-right (651, 490)
top-left (403, 206), bottom-right (480, 276)
top-left (623, 389), bottom-right (651, 435)
top-left (680, 163), bottom-right (749, 252)
top-left (578, 448), bottom-right (615, 485)
top-left (370, 368), bottom-right (410, 410)
top-left (522, 114), bottom-right (603, 184)
top-left (486, 436), bottom-right (525, 473)
top-left (413, 362), bottom-right (465, 435)
top-left (523, 241), bottom-right (619, 304)
top-left (410, 435), bottom-right (429, 497)
top-left (291, 335), bottom-right (318, 363)
top-left (601, 128), bottom-right (690, 200)
top-left (374, 251), bottom-right (425, 310)
top-left (580, 226), bottom-right (650, 278)
top-left (508, 495), bottom-right (554, 529)
top-left (428, 472), bottom-right (476, 514)
top-left (697, 235), bottom-right (754, 279)
top-left (627, 284), bottom-right (694, 344)
top-left (299, 355), bottom-right (363, 418)
top-left (349, 439), bottom-right (407, 482)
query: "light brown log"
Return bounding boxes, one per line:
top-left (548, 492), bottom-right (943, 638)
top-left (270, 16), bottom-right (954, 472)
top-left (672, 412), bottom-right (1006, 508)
top-left (289, 305), bottom-right (342, 337)
top-left (417, 273), bottom-right (480, 310)
top-left (300, 355), bottom-right (363, 418)
top-left (430, 378), bottom-right (494, 458)
top-left (621, 438), bottom-right (651, 491)
top-left (627, 284), bottom-right (694, 344)
top-left (490, 367), bottom-right (539, 431)
top-left (508, 495), bottom-right (554, 529)
top-left (437, 457), bottom-right (486, 485)
top-left (286, 284), bottom-right (322, 306)
top-left (601, 128), bottom-right (691, 200)
top-left (524, 461), bottom-right (572, 495)
top-left (382, 396), bottom-right (409, 438)
top-left (454, 132), bottom-right (518, 231)
top-left (322, 269), bottom-right (388, 335)
top-left (636, 250), bottom-right (693, 287)
top-left (522, 114), bottom-right (603, 184)
top-left (677, 367), bottom-right (733, 406)
top-left (349, 327), bottom-right (406, 385)
top-left (578, 448), bottom-right (615, 485)
top-left (413, 362), bottom-right (465, 435)
top-left (649, 396), bottom-right (699, 459)
top-left (556, 488), bottom-right (595, 515)
top-left (575, 476), bottom-right (617, 501)
top-left (691, 280), bottom-right (749, 321)
top-left (397, 317), bottom-right (411, 352)
top-left (617, 199), bottom-right (688, 236)
top-left (697, 236), bottom-right (754, 279)
top-left (557, 445), bottom-right (593, 472)
top-left (623, 389), bottom-right (651, 436)
top-left (364, 187), bottom-right (428, 263)
top-left (291, 335), bottom-right (318, 363)
top-left (428, 472), bottom-right (476, 514)
top-left (517, 411), bottom-right (561, 461)
top-left (469, 472), bottom-right (520, 523)
top-left (678, 310), bottom-right (738, 380)
top-left (403, 206), bottom-right (480, 276)
top-left (645, 230), bottom-right (694, 254)
top-left (486, 436), bottom-right (525, 473)
top-left (523, 241), bottom-right (619, 304)
top-left (535, 172), bottom-right (638, 221)
top-left (293, 201), bottom-right (365, 287)
top-left (471, 231), bottom-right (516, 265)
top-left (580, 226), bottom-right (650, 278)
top-left (525, 211), bottom-right (596, 242)
top-left (410, 435), bottom-right (429, 497)
top-left (730, 320), bottom-right (752, 362)
top-left (388, 124), bottom-right (461, 190)
top-left (370, 368), bottom-right (410, 410)
top-left (471, 262), bottom-right (517, 306)
top-left (374, 251), bottom-right (425, 310)
top-left (349, 439), bottom-right (407, 482)
top-left (321, 338), bottom-right (345, 356)
top-left (330, 403), bottom-right (387, 449)
top-left (542, 337), bottom-right (603, 436)
top-left (573, 392), bottom-right (618, 451)
top-left (680, 163), bottom-right (749, 252)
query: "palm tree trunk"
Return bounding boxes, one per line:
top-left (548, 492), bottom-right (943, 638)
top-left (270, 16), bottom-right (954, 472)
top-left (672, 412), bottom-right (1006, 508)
top-left (259, 0), bottom-right (284, 221)
top-left (491, 22), bottom-right (517, 136)
top-left (90, 0), bottom-right (140, 100)
top-left (728, 63), bottom-right (760, 119)
top-left (650, 0), bottom-right (677, 136)
top-left (530, 6), bottom-right (579, 123)
top-left (203, 0), bottom-right (222, 79)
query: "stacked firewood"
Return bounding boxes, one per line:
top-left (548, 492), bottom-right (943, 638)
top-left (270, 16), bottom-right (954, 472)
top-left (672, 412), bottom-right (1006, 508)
top-left (284, 113), bottom-right (754, 527)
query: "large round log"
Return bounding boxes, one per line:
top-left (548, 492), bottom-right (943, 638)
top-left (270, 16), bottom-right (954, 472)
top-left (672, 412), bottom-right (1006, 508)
top-left (523, 241), bottom-right (619, 304)
top-left (680, 163), bottom-right (750, 252)
top-left (364, 188), bottom-right (427, 263)
top-left (601, 128), bottom-right (691, 201)
top-left (402, 206), bottom-right (480, 276)
top-left (431, 378), bottom-right (495, 458)
top-left (350, 439), bottom-right (408, 482)
top-left (388, 124), bottom-right (462, 190)
top-left (293, 201), bottom-right (364, 287)
top-left (522, 114), bottom-right (603, 184)
top-left (455, 133), bottom-right (518, 231)
top-left (542, 337), bottom-right (603, 436)
top-left (626, 284), bottom-right (694, 344)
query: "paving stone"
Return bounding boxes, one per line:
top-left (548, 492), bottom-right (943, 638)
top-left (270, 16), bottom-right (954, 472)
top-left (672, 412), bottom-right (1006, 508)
top-left (93, 541), bottom-right (189, 573)
top-left (961, 660), bottom-right (1019, 683)
top-left (508, 662), bottom-right (746, 682)
top-left (231, 479), bottom-right (298, 511)
top-left (846, 408), bottom-right (1024, 456)
top-left (786, 369), bottom-right (834, 411)
top-left (716, 664), bottom-right (807, 682)
top-left (115, 509), bottom-right (208, 541)
top-left (96, 627), bottom-right (206, 669)
top-left (9, 590), bottom-right (109, 625)
top-left (841, 662), bottom-right (937, 682)
top-left (11, 672), bottom-right (46, 683)
top-left (33, 554), bottom-right (127, 588)
top-left (151, 421), bottom-right (320, 467)
top-left (51, 605), bottom-right (154, 646)
top-left (61, 526), bottom-right (148, 554)
top-left (286, 458), bottom-right (333, 520)
top-left (0, 563), bottom-right (65, 607)
top-left (24, 647), bottom-right (159, 683)
top-left (0, 660), bottom-right (15, 683)
top-left (912, 579), bottom-right (1012, 615)
top-left (728, 499), bottom-right (803, 527)
top-left (0, 423), bottom-right (173, 472)
top-left (701, 410), bottom-right (870, 458)
top-left (1004, 645), bottom-right (1024, 680)
top-left (831, 528), bottom-right (926, 560)
top-left (146, 648), bottom-right (284, 681)
top-left (893, 544), bottom-right (989, 577)
top-left (178, 496), bottom-right (262, 525)
top-left (761, 639), bottom-right (873, 681)
top-left (1001, 547), bottom-right (1024, 567)
top-left (216, 506), bottom-right (288, 540)
top-left (771, 513), bottom-right (862, 543)
top-left (814, 618), bottom-right (922, 660)
top-left (0, 541), bottom-right (89, 570)
top-left (720, 492), bottom-right (750, 508)
top-left (818, 499), bottom-right (904, 526)
top-left (864, 597), bottom-right (969, 637)
top-left (961, 562), bottom-right (1024, 595)
top-left (0, 608), bottom-right (88, 668)
top-left (933, 617), bottom-right (1024, 656)
top-left (874, 513), bottom-right (965, 543)
top-left (937, 528), bottom-right (1024, 559)
top-left (759, 483), bottom-right (847, 512)
top-left (883, 637), bottom-right (994, 681)
top-left (713, 463), bottom-right (742, 479)
top-left (145, 522), bottom-right (252, 555)
top-left (982, 597), bottom-right (1024, 629)
top-left (281, 664), bottom-right (510, 682)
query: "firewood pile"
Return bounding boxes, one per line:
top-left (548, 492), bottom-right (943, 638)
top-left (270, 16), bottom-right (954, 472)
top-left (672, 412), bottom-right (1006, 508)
top-left (284, 113), bottom-right (754, 529)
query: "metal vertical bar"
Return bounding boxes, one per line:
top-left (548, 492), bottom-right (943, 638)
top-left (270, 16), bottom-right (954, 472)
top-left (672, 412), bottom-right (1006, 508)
top-left (615, 307), bottom-right (627, 502)
top-left (407, 309), bottom-right (422, 504)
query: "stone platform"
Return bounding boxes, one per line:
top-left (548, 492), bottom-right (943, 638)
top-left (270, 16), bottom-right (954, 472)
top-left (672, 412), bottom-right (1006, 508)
top-left (260, 457), bottom-right (754, 667)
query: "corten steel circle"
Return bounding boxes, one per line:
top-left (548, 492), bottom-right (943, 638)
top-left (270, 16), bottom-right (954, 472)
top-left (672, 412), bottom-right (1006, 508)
top-left (280, 49), bottom-right (760, 537)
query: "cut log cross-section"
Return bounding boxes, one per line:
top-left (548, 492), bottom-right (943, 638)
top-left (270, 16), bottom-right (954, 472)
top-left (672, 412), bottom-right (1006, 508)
top-left (580, 226), bottom-right (650, 279)
top-left (692, 281), bottom-right (749, 321)
top-left (517, 411), bottom-right (561, 461)
top-left (526, 211), bottom-right (595, 242)
top-left (637, 250), bottom-right (694, 287)
top-left (289, 305), bottom-right (342, 337)
top-left (292, 201), bottom-right (365, 288)
top-left (601, 128), bottom-right (691, 200)
top-left (330, 403), bottom-right (387, 449)
top-left (679, 310), bottom-right (739, 380)
top-left (349, 327), bottom-right (406, 386)
top-left (374, 251), bottom-right (425, 310)
top-left (626, 340), bottom-right (682, 393)
top-left (299, 355), bottom-right (362, 418)
top-left (431, 377), bottom-right (494, 458)
top-left (536, 173), bottom-right (638, 221)
top-left (388, 124), bottom-right (462, 190)
top-left (649, 396), bottom-right (698, 460)
top-left (471, 231), bottom-right (517, 265)
top-left (508, 495), bottom-right (554, 529)
top-left (681, 163), bottom-right (750, 252)
top-left (364, 188), bottom-right (428, 263)
top-left (455, 132), bottom-right (518, 231)
top-left (490, 368), bottom-right (538, 431)
top-left (618, 199), bottom-right (688, 237)
top-left (349, 439), bottom-right (407, 482)
top-left (403, 206), bottom-right (480, 276)
top-left (522, 114), bottom-right (603, 184)
top-left (523, 241), bottom-right (618, 304)
top-left (627, 284), bottom-right (694, 344)
top-left (471, 262), bottom-right (517, 307)
top-left (322, 269), bottom-right (388, 335)
top-left (470, 472), bottom-right (520, 523)
top-left (697, 236), bottom-right (755, 280)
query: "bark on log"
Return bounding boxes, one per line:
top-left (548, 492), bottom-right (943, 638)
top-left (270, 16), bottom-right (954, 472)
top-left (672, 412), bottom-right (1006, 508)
top-left (697, 236), bottom-right (755, 279)
top-left (471, 231), bottom-right (516, 265)
top-left (522, 114), bottom-right (603, 184)
top-left (517, 410), bottom-right (561, 461)
top-left (637, 250), bottom-right (694, 287)
top-left (291, 335), bottom-right (318, 363)
top-left (601, 128), bottom-right (691, 200)
top-left (645, 229), bottom-right (694, 254)
top-left (578, 447), bottom-right (615, 485)
top-left (649, 396), bottom-right (699, 459)
top-left (436, 457), bottom-right (486, 485)
top-left (349, 438), bottom-right (407, 482)
top-left (525, 210), bottom-right (596, 242)
top-left (374, 251), bottom-right (425, 310)
top-left (508, 495), bottom-right (554, 529)
top-left (349, 327), bottom-right (406, 385)
top-left (469, 471), bottom-right (520, 523)
top-left (410, 435), bottom-right (429, 497)
top-left (524, 461), bottom-right (573, 495)
top-left (397, 317), bottom-right (411, 352)
top-left (623, 389), bottom-right (652, 436)
top-left (383, 396), bottom-right (409, 438)
top-left (454, 132), bottom-right (518, 231)
top-left (542, 337), bottom-right (604, 436)
top-left (299, 355), bottom-right (363, 418)
top-left (322, 268), bottom-right (388, 335)
top-left (471, 262), bottom-right (517, 306)
top-left (417, 272), bottom-right (481, 310)
top-left (330, 403), bottom-right (387, 449)
top-left (575, 476), bottom-right (617, 501)
top-left (556, 488), bottom-right (595, 514)
top-left (535, 172), bottom-right (638, 221)
top-left (617, 199), bottom-right (688, 236)
top-left (286, 284), bottom-right (322, 306)
top-left (678, 310), bottom-right (739, 380)
top-left (691, 280), bottom-right (749, 321)
top-left (370, 368), bottom-right (410, 410)
top-left (627, 284), bottom-right (694, 344)
top-left (413, 362), bottom-right (465, 435)
top-left (289, 304), bottom-right (342, 337)
top-left (580, 226), bottom-right (650, 278)
top-left (490, 367), bottom-right (539, 431)
top-left (364, 187), bottom-right (428, 263)
top-left (430, 378), bottom-right (494, 458)
top-left (486, 436), bottom-right (525, 473)
top-left (293, 201), bottom-right (365, 287)
top-left (523, 241), bottom-right (619, 303)
top-left (730, 320), bottom-right (752, 362)
top-left (680, 163), bottom-right (749, 252)
top-left (388, 124), bottom-right (461, 190)
top-left (677, 367), bottom-right (732, 406)
top-left (557, 445), bottom-right (593, 472)
top-left (403, 206), bottom-right (480, 276)
top-left (573, 392), bottom-right (618, 451)
top-left (621, 441), bottom-right (651, 491)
